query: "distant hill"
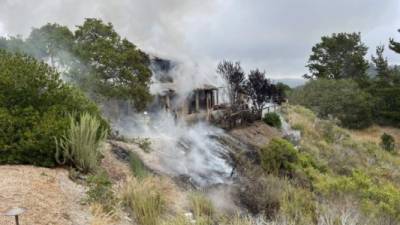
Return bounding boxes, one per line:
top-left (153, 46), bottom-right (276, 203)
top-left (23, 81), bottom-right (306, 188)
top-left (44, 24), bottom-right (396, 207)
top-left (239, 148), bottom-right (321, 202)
top-left (273, 78), bottom-right (306, 88)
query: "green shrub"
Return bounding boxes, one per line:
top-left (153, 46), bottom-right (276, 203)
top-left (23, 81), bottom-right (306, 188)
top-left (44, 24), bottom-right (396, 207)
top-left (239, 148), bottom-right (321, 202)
top-left (129, 152), bottom-right (149, 179)
top-left (380, 133), bottom-right (395, 152)
top-left (56, 113), bottom-right (107, 173)
top-left (0, 51), bottom-right (104, 167)
top-left (260, 138), bottom-right (299, 176)
top-left (86, 169), bottom-right (116, 212)
top-left (263, 112), bottom-right (282, 128)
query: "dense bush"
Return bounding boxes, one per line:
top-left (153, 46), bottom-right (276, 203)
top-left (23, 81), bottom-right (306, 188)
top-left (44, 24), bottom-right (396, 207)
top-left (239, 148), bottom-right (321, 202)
top-left (260, 138), bottom-right (299, 176)
top-left (289, 79), bottom-right (373, 129)
top-left (263, 112), bottom-right (282, 128)
top-left (0, 50), bottom-right (105, 166)
top-left (368, 84), bottom-right (400, 127)
top-left (380, 133), bottom-right (395, 152)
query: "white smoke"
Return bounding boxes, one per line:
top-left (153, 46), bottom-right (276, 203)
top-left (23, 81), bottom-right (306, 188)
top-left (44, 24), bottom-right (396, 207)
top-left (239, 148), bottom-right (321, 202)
top-left (0, 0), bottom-right (215, 58)
top-left (113, 112), bottom-right (234, 187)
top-left (0, 0), bottom-right (226, 98)
top-left (0, 0), bottom-right (234, 188)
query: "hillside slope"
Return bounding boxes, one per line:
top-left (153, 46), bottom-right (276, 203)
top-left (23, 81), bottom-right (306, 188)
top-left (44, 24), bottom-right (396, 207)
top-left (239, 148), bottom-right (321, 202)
top-left (0, 166), bottom-right (90, 225)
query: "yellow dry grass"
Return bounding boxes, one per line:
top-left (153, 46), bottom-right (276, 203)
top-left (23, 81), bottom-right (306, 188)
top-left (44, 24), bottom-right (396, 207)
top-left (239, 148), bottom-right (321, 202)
top-left (350, 125), bottom-right (400, 147)
top-left (0, 165), bottom-right (89, 225)
top-left (120, 176), bottom-right (185, 225)
top-left (89, 203), bottom-right (115, 225)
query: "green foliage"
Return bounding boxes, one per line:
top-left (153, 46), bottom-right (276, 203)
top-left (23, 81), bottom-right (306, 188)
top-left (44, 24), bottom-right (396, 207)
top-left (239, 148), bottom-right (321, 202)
top-left (305, 32), bottom-right (369, 80)
top-left (86, 169), bottom-right (116, 212)
top-left (263, 112), bottom-right (282, 128)
top-left (129, 152), bottom-right (149, 179)
top-left (381, 133), bottom-right (395, 152)
top-left (55, 113), bottom-right (107, 173)
top-left (371, 45), bottom-right (391, 81)
top-left (276, 105), bottom-right (400, 223)
top-left (367, 84), bottom-right (400, 127)
top-left (26, 23), bottom-right (75, 66)
top-left (276, 82), bottom-right (291, 103)
top-left (0, 19), bottom-right (154, 112)
top-left (260, 138), bottom-right (299, 176)
top-left (74, 18), bottom-right (152, 111)
top-left (290, 79), bottom-right (373, 129)
top-left (389, 29), bottom-right (400, 54)
top-left (0, 50), bottom-right (104, 167)
top-left (315, 171), bottom-right (400, 222)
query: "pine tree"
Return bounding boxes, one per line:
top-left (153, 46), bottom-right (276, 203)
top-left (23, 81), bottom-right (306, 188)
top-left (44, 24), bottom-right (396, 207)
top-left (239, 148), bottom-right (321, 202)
top-left (389, 29), bottom-right (400, 54)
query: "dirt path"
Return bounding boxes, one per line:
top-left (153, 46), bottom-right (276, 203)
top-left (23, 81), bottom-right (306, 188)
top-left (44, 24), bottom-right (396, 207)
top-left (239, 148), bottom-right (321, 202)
top-left (0, 165), bottom-right (90, 225)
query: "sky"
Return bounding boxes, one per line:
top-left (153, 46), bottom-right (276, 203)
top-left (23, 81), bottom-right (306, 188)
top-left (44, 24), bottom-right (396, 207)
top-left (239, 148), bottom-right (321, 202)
top-left (0, 0), bottom-right (400, 79)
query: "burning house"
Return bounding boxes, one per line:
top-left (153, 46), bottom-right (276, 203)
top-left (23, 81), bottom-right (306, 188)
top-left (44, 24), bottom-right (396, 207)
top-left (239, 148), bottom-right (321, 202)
top-left (150, 57), bottom-right (225, 122)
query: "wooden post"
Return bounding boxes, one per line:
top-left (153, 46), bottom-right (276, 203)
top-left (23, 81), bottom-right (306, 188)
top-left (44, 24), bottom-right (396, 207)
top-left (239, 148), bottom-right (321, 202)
top-left (195, 91), bottom-right (199, 112)
top-left (216, 89), bottom-right (219, 105)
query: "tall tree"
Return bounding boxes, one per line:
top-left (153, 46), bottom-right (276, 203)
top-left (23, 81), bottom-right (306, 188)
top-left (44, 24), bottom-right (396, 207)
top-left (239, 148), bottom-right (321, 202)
top-left (371, 45), bottom-right (391, 82)
top-left (217, 60), bottom-right (245, 109)
top-left (26, 23), bottom-right (75, 67)
top-left (73, 18), bottom-right (152, 111)
top-left (245, 69), bottom-right (275, 115)
top-left (305, 33), bottom-right (369, 80)
top-left (289, 79), bottom-right (373, 129)
top-left (389, 29), bottom-right (400, 54)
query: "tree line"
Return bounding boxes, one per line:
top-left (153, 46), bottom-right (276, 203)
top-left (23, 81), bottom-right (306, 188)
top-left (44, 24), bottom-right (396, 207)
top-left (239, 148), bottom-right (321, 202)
top-left (0, 19), bottom-right (152, 111)
top-left (290, 31), bottom-right (400, 129)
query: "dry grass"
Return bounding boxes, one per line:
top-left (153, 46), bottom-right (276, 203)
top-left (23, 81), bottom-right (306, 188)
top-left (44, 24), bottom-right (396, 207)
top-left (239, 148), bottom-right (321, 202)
top-left (121, 176), bottom-right (181, 225)
top-left (0, 165), bottom-right (90, 225)
top-left (350, 125), bottom-right (400, 147)
top-left (189, 192), bottom-right (215, 224)
top-left (221, 213), bottom-right (255, 225)
top-left (159, 215), bottom-right (192, 225)
top-left (89, 203), bottom-right (115, 225)
top-left (122, 176), bottom-right (164, 225)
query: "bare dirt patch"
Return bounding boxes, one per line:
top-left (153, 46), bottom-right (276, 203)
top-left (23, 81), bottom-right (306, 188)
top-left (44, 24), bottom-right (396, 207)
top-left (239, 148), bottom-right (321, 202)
top-left (229, 121), bottom-right (281, 148)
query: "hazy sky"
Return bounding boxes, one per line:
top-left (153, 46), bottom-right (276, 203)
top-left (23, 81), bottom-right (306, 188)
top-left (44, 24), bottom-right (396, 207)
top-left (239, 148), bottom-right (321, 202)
top-left (1, 0), bottom-right (400, 79)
